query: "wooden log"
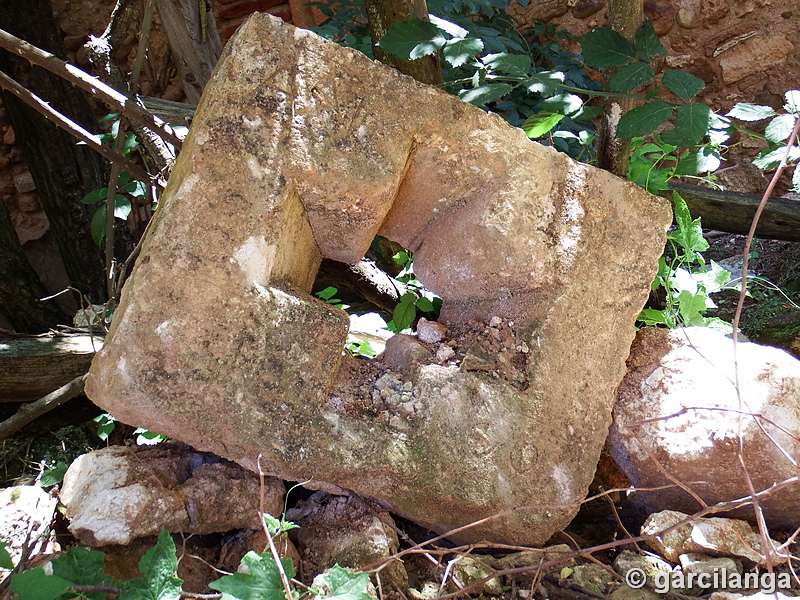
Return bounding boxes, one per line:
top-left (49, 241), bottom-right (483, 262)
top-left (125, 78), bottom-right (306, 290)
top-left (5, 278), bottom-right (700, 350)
top-left (669, 183), bottom-right (800, 242)
top-left (0, 335), bottom-right (102, 402)
top-left (0, 374), bottom-right (88, 439)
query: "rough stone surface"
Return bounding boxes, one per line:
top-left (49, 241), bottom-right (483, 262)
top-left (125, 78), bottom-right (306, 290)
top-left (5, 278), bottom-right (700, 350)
top-left (287, 491), bottom-right (406, 587)
top-left (640, 510), bottom-right (786, 565)
top-left (608, 327), bottom-right (800, 530)
top-left (0, 486), bottom-right (57, 575)
top-left (86, 14), bottom-right (670, 546)
top-left (60, 444), bottom-right (284, 546)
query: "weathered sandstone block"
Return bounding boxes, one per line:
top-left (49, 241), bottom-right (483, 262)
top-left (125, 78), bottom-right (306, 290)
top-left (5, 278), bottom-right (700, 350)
top-left (608, 327), bottom-right (800, 528)
top-left (86, 14), bottom-right (670, 545)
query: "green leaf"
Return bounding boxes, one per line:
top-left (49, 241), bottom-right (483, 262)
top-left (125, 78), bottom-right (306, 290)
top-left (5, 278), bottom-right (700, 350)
top-left (415, 296), bottom-right (435, 312)
top-left (676, 289), bottom-right (709, 326)
top-left (634, 20), bottom-right (666, 61)
top-left (538, 93), bottom-right (583, 116)
top-left (51, 547), bottom-right (109, 600)
top-left (377, 20), bottom-right (445, 60)
top-left (579, 28), bottom-right (636, 68)
top-left (617, 100), bottom-right (673, 137)
top-left (521, 112), bottom-right (564, 138)
top-left (428, 14), bottom-right (468, 38)
top-left (674, 147), bottom-right (721, 175)
top-left (442, 37), bottom-right (484, 67)
top-left (458, 83), bottom-right (512, 106)
top-left (263, 513), bottom-right (298, 536)
top-left (9, 568), bottom-right (70, 600)
top-left (784, 90), bottom-right (800, 115)
top-left (0, 542), bottom-right (13, 569)
top-left (81, 187), bottom-right (108, 204)
top-left (114, 195), bottom-right (132, 220)
top-left (316, 286), bottom-right (338, 301)
top-left (661, 69), bottom-right (706, 102)
top-left (393, 294), bottom-right (418, 332)
top-left (209, 551), bottom-right (294, 600)
top-left (608, 62), bottom-right (654, 92)
top-left (94, 414), bottom-right (117, 441)
top-left (317, 565), bottom-right (373, 600)
top-left (123, 133), bottom-right (139, 153)
top-left (637, 308), bottom-right (669, 326)
top-left (99, 113), bottom-right (120, 123)
top-left (661, 102), bottom-right (711, 146)
top-left (39, 461), bottom-right (68, 488)
top-left (482, 52), bottom-right (531, 76)
top-left (119, 528), bottom-right (182, 600)
top-left (91, 206), bottom-right (106, 246)
top-left (662, 69), bottom-right (705, 101)
top-left (670, 192), bottom-right (708, 253)
top-left (125, 179), bottom-right (148, 199)
top-left (765, 114), bottom-right (796, 143)
top-left (726, 102), bottom-right (776, 121)
top-left (117, 171), bottom-right (132, 186)
top-left (523, 70), bottom-right (565, 95)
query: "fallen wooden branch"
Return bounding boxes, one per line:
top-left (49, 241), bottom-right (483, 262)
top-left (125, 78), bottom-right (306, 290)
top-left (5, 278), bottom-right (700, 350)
top-left (669, 182), bottom-right (800, 242)
top-left (0, 373), bottom-right (88, 440)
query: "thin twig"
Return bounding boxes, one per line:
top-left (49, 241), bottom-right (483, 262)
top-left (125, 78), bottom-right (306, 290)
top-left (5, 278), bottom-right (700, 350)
top-left (731, 112), bottom-right (800, 573)
top-left (0, 374), bottom-right (89, 440)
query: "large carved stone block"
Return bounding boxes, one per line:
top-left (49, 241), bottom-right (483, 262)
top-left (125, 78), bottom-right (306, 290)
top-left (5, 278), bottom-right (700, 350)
top-left (86, 13), bottom-right (671, 545)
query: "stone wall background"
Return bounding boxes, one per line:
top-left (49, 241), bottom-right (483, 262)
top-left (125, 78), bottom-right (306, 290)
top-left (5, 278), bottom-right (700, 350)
top-left (0, 0), bottom-right (797, 324)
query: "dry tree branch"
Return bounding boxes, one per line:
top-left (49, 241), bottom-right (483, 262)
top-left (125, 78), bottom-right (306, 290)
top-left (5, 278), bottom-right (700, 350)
top-left (0, 27), bottom-right (182, 150)
top-left (0, 374), bottom-right (89, 440)
top-left (0, 71), bottom-right (152, 183)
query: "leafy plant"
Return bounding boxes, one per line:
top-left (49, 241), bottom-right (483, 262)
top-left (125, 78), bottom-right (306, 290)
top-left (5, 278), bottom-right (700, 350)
top-left (385, 248), bottom-right (441, 333)
top-left (638, 193), bottom-right (732, 328)
top-left (6, 526), bottom-right (372, 600)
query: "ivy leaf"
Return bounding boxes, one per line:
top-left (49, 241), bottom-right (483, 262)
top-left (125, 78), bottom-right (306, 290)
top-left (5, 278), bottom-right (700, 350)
top-left (377, 20), bottom-right (446, 60)
top-left (634, 20), bottom-right (666, 61)
top-left (117, 171), bottom-right (132, 186)
top-left (458, 83), bottom-right (512, 106)
top-left (428, 14), bottom-right (468, 38)
top-left (638, 307), bottom-right (670, 326)
top-left (393, 293), bottom-right (418, 332)
top-left (669, 192), bottom-right (708, 253)
top-left (114, 195), bottom-right (132, 220)
top-left (660, 102), bottom-right (711, 146)
top-left (39, 460), bottom-right (68, 488)
top-left (674, 147), bottom-right (721, 175)
top-left (209, 551), bottom-right (294, 600)
top-left (608, 62), bottom-right (655, 92)
top-left (482, 52), bottom-right (531, 76)
top-left (676, 289), bottom-right (709, 326)
top-left (9, 568), bottom-right (70, 600)
top-left (125, 179), bottom-right (148, 199)
top-left (523, 70), bottom-right (565, 96)
top-left (662, 70), bottom-right (705, 101)
top-left (521, 112), bottom-right (565, 138)
top-left (442, 37), bottom-right (484, 67)
top-left (617, 100), bottom-right (673, 137)
top-left (765, 114), bottom-right (796, 143)
top-left (317, 566), bottom-right (373, 600)
top-left (726, 102), bottom-right (776, 121)
top-left (119, 528), bottom-right (182, 600)
top-left (579, 27), bottom-right (636, 68)
top-left (81, 187), bottom-right (108, 204)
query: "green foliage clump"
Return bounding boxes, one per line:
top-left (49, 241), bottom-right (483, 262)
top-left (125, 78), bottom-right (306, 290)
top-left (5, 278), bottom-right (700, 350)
top-left (6, 525), bottom-right (372, 600)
